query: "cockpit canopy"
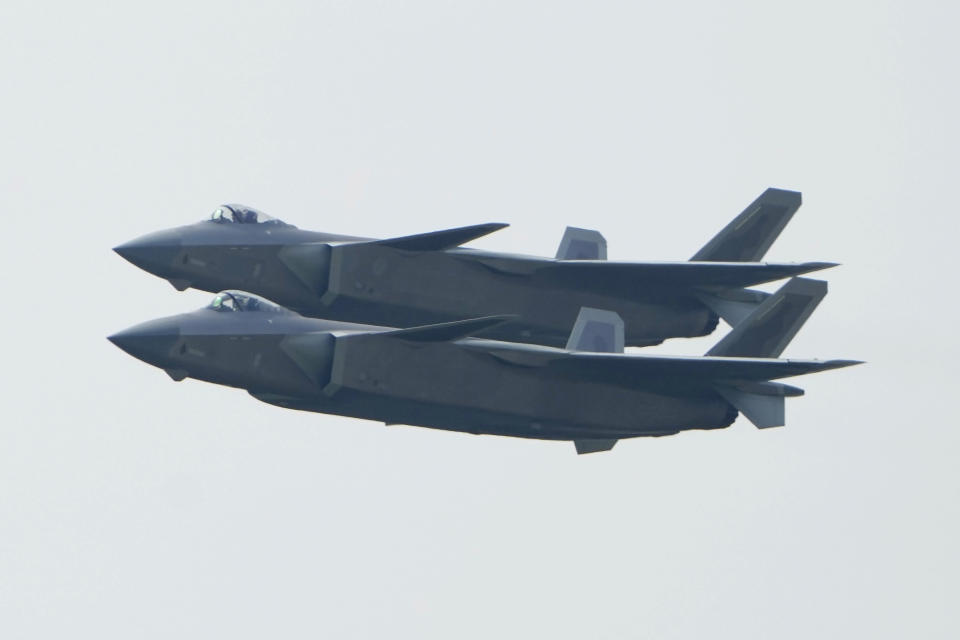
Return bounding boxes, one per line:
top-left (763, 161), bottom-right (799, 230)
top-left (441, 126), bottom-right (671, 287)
top-left (207, 291), bottom-right (289, 314)
top-left (207, 204), bottom-right (292, 227)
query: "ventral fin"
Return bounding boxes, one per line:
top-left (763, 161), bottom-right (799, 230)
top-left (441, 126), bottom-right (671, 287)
top-left (714, 385), bottom-right (785, 429)
top-left (696, 288), bottom-right (770, 327)
top-left (574, 439), bottom-right (618, 454)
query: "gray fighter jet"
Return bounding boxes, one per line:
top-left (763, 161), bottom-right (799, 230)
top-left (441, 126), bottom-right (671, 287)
top-left (108, 277), bottom-right (859, 453)
top-left (114, 188), bottom-right (835, 348)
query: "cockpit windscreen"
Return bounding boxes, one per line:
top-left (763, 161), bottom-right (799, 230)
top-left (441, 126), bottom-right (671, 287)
top-left (207, 204), bottom-right (292, 227)
top-left (207, 291), bottom-right (289, 313)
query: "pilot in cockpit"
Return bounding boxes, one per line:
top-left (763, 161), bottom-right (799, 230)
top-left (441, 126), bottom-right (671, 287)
top-left (208, 204), bottom-right (286, 226)
top-left (208, 291), bottom-right (286, 313)
top-left (209, 292), bottom-right (238, 311)
top-left (231, 208), bottom-right (257, 224)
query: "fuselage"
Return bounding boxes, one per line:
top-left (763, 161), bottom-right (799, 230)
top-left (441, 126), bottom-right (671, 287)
top-left (108, 296), bottom-right (737, 441)
top-left (115, 192), bottom-right (833, 348)
top-left (114, 216), bottom-right (720, 348)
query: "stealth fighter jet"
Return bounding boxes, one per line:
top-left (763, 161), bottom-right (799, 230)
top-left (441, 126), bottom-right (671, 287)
top-left (114, 188), bottom-right (835, 348)
top-left (108, 277), bottom-right (859, 453)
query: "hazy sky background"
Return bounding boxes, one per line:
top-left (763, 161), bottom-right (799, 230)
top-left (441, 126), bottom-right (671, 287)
top-left (2, 1), bottom-right (957, 638)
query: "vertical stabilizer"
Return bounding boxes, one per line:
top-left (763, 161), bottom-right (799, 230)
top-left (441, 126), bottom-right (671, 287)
top-left (691, 188), bottom-right (802, 262)
top-left (707, 277), bottom-right (827, 358)
top-left (566, 307), bottom-right (624, 353)
top-left (556, 227), bottom-right (607, 260)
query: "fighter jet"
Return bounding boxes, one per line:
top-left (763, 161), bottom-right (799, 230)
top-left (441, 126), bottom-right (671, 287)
top-left (108, 277), bottom-right (860, 453)
top-left (114, 188), bottom-right (835, 348)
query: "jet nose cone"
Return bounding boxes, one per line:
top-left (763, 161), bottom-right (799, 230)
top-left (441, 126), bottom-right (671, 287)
top-left (113, 229), bottom-right (183, 275)
top-left (106, 330), bottom-right (128, 350)
top-left (108, 318), bottom-right (182, 367)
top-left (107, 326), bottom-right (149, 355)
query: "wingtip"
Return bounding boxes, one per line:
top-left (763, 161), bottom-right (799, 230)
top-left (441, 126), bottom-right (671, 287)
top-left (824, 359), bottom-right (866, 370)
top-left (788, 261), bottom-right (840, 276)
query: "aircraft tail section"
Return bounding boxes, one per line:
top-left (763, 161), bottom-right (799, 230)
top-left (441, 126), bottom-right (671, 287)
top-left (702, 277), bottom-right (829, 428)
top-left (707, 277), bottom-right (827, 358)
top-left (691, 188), bottom-right (802, 262)
top-left (475, 294), bottom-right (856, 441)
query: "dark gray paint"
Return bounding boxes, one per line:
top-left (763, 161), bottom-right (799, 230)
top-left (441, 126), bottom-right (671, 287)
top-left (690, 188), bottom-right (802, 262)
top-left (108, 281), bottom-right (858, 453)
top-left (114, 190), bottom-right (833, 348)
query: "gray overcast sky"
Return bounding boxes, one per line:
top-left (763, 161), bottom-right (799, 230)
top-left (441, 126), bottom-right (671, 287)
top-left (2, 1), bottom-right (957, 638)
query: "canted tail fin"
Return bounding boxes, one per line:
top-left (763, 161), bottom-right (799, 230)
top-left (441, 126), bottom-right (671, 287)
top-left (691, 188), bottom-right (802, 262)
top-left (556, 227), bottom-right (607, 260)
top-left (566, 307), bottom-right (625, 353)
top-left (707, 277), bottom-right (827, 358)
top-left (704, 277), bottom-right (830, 429)
top-left (567, 307), bottom-right (623, 454)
